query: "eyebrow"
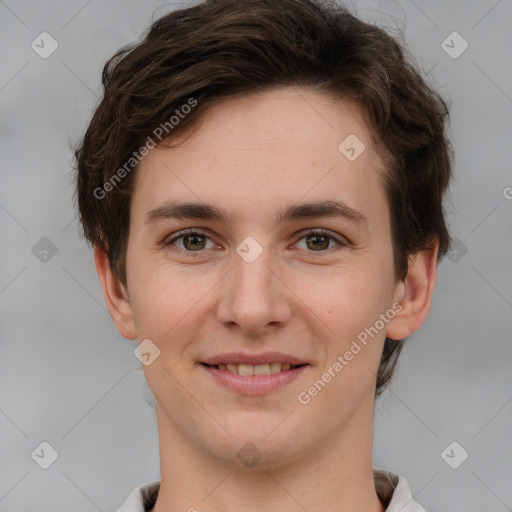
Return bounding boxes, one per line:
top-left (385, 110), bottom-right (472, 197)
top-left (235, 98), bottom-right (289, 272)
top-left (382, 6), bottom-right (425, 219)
top-left (144, 199), bottom-right (369, 227)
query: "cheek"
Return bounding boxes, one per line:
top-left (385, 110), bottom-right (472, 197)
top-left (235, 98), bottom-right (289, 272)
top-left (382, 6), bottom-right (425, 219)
top-left (299, 263), bottom-right (391, 383)
top-left (126, 249), bottom-right (171, 335)
top-left (301, 261), bottom-right (389, 330)
top-left (127, 254), bottom-right (218, 346)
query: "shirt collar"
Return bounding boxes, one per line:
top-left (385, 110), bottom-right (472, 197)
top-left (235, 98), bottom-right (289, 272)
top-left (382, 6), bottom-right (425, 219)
top-left (373, 468), bottom-right (427, 511)
top-left (116, 469), bottom-right (426, 511)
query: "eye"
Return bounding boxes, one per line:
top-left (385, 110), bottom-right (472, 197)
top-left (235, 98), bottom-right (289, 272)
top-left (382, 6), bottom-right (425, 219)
top-left (164, 228), bottom-right (348, 256)
top-left (166, 229), bottom-right (217, 253)
top-left (295, 229), bottom-right (346, 252)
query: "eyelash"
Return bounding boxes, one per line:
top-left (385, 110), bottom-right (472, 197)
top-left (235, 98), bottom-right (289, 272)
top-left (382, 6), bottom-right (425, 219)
top-left (164, 228), bottom-right (348, 257)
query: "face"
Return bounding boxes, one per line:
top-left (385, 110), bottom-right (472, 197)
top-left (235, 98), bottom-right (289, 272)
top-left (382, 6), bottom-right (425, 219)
top-left (110, 88), bottom-right (411, 468)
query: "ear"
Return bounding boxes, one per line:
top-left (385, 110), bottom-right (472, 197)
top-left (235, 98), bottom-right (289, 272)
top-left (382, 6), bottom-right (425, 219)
top-left (385, 241), bottom-right (439, 341)
top-left (94, 246), bottom-right (137, 340)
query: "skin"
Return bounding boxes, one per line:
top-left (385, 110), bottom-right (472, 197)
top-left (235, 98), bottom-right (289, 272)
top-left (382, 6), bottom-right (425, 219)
top-left (95, 87), bottom-right (438, 512)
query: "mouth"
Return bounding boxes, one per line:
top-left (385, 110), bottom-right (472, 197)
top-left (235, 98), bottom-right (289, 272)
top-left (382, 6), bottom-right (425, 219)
top-left (200, 356), bottom-right (310, 395)
top-left (201, 362), bottom-right (307, 375)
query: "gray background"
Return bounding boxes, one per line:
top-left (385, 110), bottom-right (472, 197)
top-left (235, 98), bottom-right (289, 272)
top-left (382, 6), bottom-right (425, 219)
top-left (1, 0), bottom-right (511, 510)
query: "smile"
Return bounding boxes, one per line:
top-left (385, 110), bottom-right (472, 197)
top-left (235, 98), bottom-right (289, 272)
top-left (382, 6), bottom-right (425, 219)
top-left (203, 362), bottom-right (304, 375)
top-left (201, 363), bottom-right (309, 395)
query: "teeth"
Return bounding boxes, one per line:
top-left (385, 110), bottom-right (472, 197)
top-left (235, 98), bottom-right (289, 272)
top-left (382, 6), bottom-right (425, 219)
top-left (238, 364), bottom-right (254, 376)
top-left (215, 362), bottom-right (297, 375)
top-left (254, 364), bottom-right (271, 376)
top-left (269, 362), bottom-right (282, 374)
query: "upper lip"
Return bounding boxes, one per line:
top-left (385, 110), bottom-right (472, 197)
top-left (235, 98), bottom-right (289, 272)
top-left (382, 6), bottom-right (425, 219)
top-left (202, 351), bottom-right (309, 366)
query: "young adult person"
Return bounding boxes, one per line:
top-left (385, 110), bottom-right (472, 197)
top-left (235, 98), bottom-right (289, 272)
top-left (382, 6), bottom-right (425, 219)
top-left (74, 1), bottom-right (452, 510)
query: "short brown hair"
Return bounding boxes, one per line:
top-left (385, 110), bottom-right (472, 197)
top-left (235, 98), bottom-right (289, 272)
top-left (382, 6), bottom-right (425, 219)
top-left (74, 0), bottom-right (452, 395)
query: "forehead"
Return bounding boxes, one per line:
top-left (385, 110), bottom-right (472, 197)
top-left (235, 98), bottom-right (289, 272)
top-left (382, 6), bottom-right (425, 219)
top-left (167, 88), bottom-right (372, 155)
top-left (131, 87), bottom-right (388, 230)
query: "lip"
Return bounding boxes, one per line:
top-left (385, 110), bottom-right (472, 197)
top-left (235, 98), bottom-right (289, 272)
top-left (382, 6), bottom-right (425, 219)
top-left (201, 351), bottom-right (308, 366)
top-left (201, 363), bottom-right (309, 395)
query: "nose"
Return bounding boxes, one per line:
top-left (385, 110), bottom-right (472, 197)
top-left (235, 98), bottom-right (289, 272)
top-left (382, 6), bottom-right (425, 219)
top-left (216, 244), bottom-right (292, 336)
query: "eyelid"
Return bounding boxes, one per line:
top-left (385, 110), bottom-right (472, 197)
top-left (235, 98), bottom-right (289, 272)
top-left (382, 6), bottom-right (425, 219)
top-left (294, 227), bottom-right (349, 244)
top-left (164, 228), bottom-right (218, 248)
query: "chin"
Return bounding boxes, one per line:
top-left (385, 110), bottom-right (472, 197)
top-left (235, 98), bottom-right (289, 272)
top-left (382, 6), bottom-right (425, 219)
top-left (203, 420), bottom-right (308, 471)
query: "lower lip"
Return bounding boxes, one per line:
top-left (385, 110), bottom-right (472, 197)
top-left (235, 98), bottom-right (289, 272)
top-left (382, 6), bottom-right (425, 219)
top-left (201, 364), bottom-right (309, 395)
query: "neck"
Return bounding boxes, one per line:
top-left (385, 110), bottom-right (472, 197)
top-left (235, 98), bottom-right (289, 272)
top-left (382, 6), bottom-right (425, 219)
top-left (150, 401), bottom-right (385, 512)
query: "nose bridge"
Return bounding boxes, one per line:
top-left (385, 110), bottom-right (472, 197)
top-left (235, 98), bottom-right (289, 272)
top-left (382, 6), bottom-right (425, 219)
top-left (235, 243), bottom-right (274, 295)
top-left (217, 237), bottom-right (290, 333)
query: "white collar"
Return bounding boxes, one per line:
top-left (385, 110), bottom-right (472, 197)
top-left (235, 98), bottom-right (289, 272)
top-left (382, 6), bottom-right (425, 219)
top-left (116, 469), bottom-right (427, 511)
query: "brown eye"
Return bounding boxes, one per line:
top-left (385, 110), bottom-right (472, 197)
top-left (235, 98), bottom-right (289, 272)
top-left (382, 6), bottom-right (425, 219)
top-left (305, 233), bottom-right (331, 251)
top-left (182, 233), bottom-right (207, 251)
top-left (166, 230), bottom-right (215, 253)
top-left (296, 229), bottom-right (344, 252)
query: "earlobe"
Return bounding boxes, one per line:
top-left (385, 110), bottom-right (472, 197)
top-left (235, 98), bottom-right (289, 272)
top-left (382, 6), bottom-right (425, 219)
top-left (93, 246), bottom-right (137, 340)
top-left (386, 242), bottom-right (439, 341)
